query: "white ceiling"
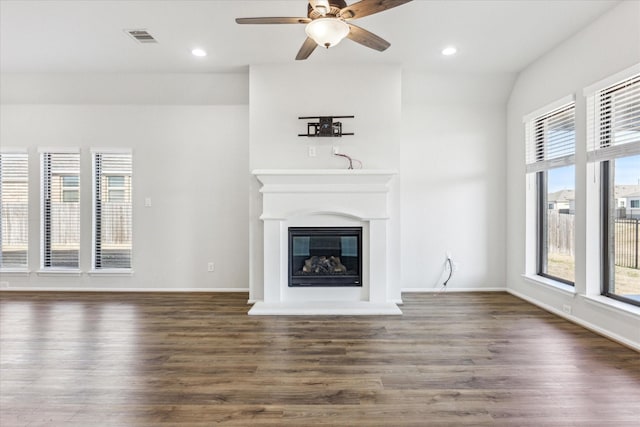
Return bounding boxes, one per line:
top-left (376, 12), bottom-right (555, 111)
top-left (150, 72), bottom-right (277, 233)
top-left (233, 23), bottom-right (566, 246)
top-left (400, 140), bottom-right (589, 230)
top-left (0, 0), bottom-right (620, 74)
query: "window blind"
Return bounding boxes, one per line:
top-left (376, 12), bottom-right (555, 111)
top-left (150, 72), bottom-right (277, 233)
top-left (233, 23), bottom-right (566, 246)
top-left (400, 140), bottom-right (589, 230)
top-left (41, 152), bottom-right (80, 269)
top-left (586, 72), bottom-right (640, 162)
top-left (525, 102), bottom-right (576, 173)
top-left (0, 152), bottom-right (29, 269)
top-left (94, 152), bottom-right (132, 270)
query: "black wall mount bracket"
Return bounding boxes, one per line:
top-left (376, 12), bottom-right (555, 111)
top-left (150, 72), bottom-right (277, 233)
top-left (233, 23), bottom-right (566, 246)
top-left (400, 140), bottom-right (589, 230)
top-left (298, 115), bottom-right (354, 137)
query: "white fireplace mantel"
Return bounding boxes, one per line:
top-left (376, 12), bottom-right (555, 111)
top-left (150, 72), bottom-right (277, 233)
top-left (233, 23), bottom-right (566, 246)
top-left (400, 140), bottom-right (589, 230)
top-left (249, 169), bottom-right (401, 316)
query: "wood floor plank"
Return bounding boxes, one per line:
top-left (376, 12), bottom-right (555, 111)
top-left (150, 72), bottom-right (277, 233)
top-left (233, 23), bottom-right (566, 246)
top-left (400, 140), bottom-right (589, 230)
top-left (1, 291), bottom-right (639, 426)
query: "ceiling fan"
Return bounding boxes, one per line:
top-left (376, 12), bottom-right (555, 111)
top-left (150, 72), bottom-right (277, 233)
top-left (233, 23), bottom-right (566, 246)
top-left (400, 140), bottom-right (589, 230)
top-left (235, 0), bottom-right (412, 60)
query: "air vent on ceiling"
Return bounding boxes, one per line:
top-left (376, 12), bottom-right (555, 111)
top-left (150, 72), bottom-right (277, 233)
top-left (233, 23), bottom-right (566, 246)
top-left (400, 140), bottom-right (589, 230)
top-left (125, 29), bottom-right (158, 44)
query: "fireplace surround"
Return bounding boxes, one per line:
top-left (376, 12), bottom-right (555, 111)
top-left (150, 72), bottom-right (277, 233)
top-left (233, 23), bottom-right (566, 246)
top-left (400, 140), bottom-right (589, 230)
top-left (249, 169), bottom-right (401, 315)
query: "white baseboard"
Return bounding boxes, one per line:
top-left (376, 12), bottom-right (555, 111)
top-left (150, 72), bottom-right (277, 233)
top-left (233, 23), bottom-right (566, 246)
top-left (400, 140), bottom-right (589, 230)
top-left (507, 288), bottom-right (640, 352)
top-left (402, 287), bottom-right (506, 293)
top-left (0, 287), bottom-right (250, 293)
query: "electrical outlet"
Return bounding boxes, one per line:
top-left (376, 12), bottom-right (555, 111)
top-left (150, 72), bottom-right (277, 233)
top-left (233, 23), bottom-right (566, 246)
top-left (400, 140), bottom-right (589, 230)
top-left (207, 262), bottom-right (215, 272)
top-left (562, 304), bottom-right (572, 314)
top-left (144, 197), bottom-right (152, 207)
top-left (332, 146), bottom-right (340, 154)
top-left (446, 251), bottom-right (452, 259)
top-left (0, 281), bottom-right (9, 288)
top-left (308, 146), bottom-right (317, 157)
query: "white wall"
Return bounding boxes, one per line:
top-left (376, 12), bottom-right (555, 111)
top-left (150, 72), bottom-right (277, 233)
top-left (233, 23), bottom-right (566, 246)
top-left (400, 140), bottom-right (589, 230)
top-left (246, 64), bottom-right (513, 301)
top-left (0, 73), bottom-right (250, 290)
top-left (0, 73), bottom-right (248, 105)
top-left (248, 63), bottom-right (402, 170)
top-left (401, 72), bottom-right (512, 290)
top-left (248, 64), bottom-right (402, 302)
top-left (1, 67), bottom-right (512, 299)
top-left (506, 1), bottom-right (640, 347)
top-left (1, 66), bottom-right (512, 299)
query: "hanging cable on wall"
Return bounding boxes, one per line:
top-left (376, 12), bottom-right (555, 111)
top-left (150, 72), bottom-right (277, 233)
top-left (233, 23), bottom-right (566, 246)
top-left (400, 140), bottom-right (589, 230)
top-left (333, 152), bottom-right (362, 170)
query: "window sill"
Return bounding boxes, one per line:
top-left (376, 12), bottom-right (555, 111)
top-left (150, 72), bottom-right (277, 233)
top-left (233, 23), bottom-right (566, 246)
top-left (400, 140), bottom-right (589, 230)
top-left (0, 268), bottom-right (30, 276)
top-left (88, 269), bottom-right (134, 277)
top-left (521, 274), bottom-right (576, 296)
top-left (36, 269), bottom-right (82, 277)
top-left (582, 294), bottom-right (640, 318)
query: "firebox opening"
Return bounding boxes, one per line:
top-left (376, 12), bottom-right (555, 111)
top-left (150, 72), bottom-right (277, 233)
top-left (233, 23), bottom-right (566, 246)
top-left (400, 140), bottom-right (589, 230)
top-left (288, 227), bottom-right (363, 287)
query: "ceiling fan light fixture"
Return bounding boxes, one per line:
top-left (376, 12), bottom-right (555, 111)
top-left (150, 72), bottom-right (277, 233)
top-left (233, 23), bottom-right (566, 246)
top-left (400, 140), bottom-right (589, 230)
top-left (305, 18), bottom-right (350, 48)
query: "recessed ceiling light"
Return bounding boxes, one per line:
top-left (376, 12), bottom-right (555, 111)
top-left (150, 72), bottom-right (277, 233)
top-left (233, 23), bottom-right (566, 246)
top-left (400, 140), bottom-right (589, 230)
top-left (442, 46), bottom-right (457, 56)
top-left (191, 48), bottom-right (207, 57)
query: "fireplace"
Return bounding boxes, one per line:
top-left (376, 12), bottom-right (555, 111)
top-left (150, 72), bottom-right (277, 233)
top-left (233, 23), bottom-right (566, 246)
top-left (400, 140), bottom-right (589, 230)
top-left (249, 169), bottom-right (401, 315)
top-left (289, 227), bottom-right (362, 287)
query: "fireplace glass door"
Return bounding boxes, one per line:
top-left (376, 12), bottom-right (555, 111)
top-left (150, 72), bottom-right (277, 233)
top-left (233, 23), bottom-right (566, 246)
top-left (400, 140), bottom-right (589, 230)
top-left (288, 227), bottom-right (362, 287)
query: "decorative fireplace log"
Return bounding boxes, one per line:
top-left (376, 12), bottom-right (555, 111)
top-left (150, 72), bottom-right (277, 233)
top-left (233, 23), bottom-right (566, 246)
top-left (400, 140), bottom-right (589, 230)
top-left (302, 255), bottom-right (347, 274)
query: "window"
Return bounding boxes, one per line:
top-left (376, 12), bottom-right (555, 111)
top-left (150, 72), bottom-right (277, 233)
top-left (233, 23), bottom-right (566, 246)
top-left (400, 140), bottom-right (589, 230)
top-left (41, 151), bottom-right (80, 269)
top-left (62, 176), bottom-right (79, 202)
top-left (106, 176), bottom-right (126, 202)
top-left (587, 69), bottom-right (640, 307)
top-left (93, 151), bottom-right (132, 270)
top-left (0, 151), bottom-right (29, 269)
top-left (525, 98), bottom-right (576, 285)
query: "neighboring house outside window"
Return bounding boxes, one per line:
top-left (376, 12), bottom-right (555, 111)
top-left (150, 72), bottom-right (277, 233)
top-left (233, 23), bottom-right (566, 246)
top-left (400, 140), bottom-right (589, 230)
top-left (106, 176), bottom-right (127, 202)
top-left (61, 175), bottom-right (80, 202)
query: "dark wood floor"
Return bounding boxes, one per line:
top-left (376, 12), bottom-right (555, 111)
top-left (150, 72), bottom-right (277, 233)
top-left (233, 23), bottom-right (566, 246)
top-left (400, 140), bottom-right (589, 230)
top-left (1, 291), bottom-right (639, 426)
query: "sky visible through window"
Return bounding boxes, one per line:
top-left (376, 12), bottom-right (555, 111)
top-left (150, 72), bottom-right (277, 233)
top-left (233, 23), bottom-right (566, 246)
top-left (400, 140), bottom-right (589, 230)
top-left (615, 155), bottom-right (640, 185)
top-left (547, 156), bottom-right (640, 192)
top-left (548, 165), bottom-right (575, 193)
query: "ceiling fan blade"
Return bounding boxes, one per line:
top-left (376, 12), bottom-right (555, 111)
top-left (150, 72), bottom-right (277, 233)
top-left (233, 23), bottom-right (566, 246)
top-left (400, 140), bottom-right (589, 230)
top-left (296, 37), bottom-right (318, 60)
top-left (346, 23), bottom-right (390, 52)
top-left (235, 17), bottom-right (311, 25)
top-left (339, 0), bottom-right (412, 20)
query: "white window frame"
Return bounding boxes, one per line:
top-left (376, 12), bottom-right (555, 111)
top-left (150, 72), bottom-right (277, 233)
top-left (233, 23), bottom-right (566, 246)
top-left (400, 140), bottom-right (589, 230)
top-left (584, 63), bottom-right (640, 307)
top-left (38, 148), bottom-right (81, 274)
top-left (523, 95), bottom-right (577, 289)
top-left (0, 148), bottom-right (29, 272)
top-left (91, 148), bottom-right (133, 275)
